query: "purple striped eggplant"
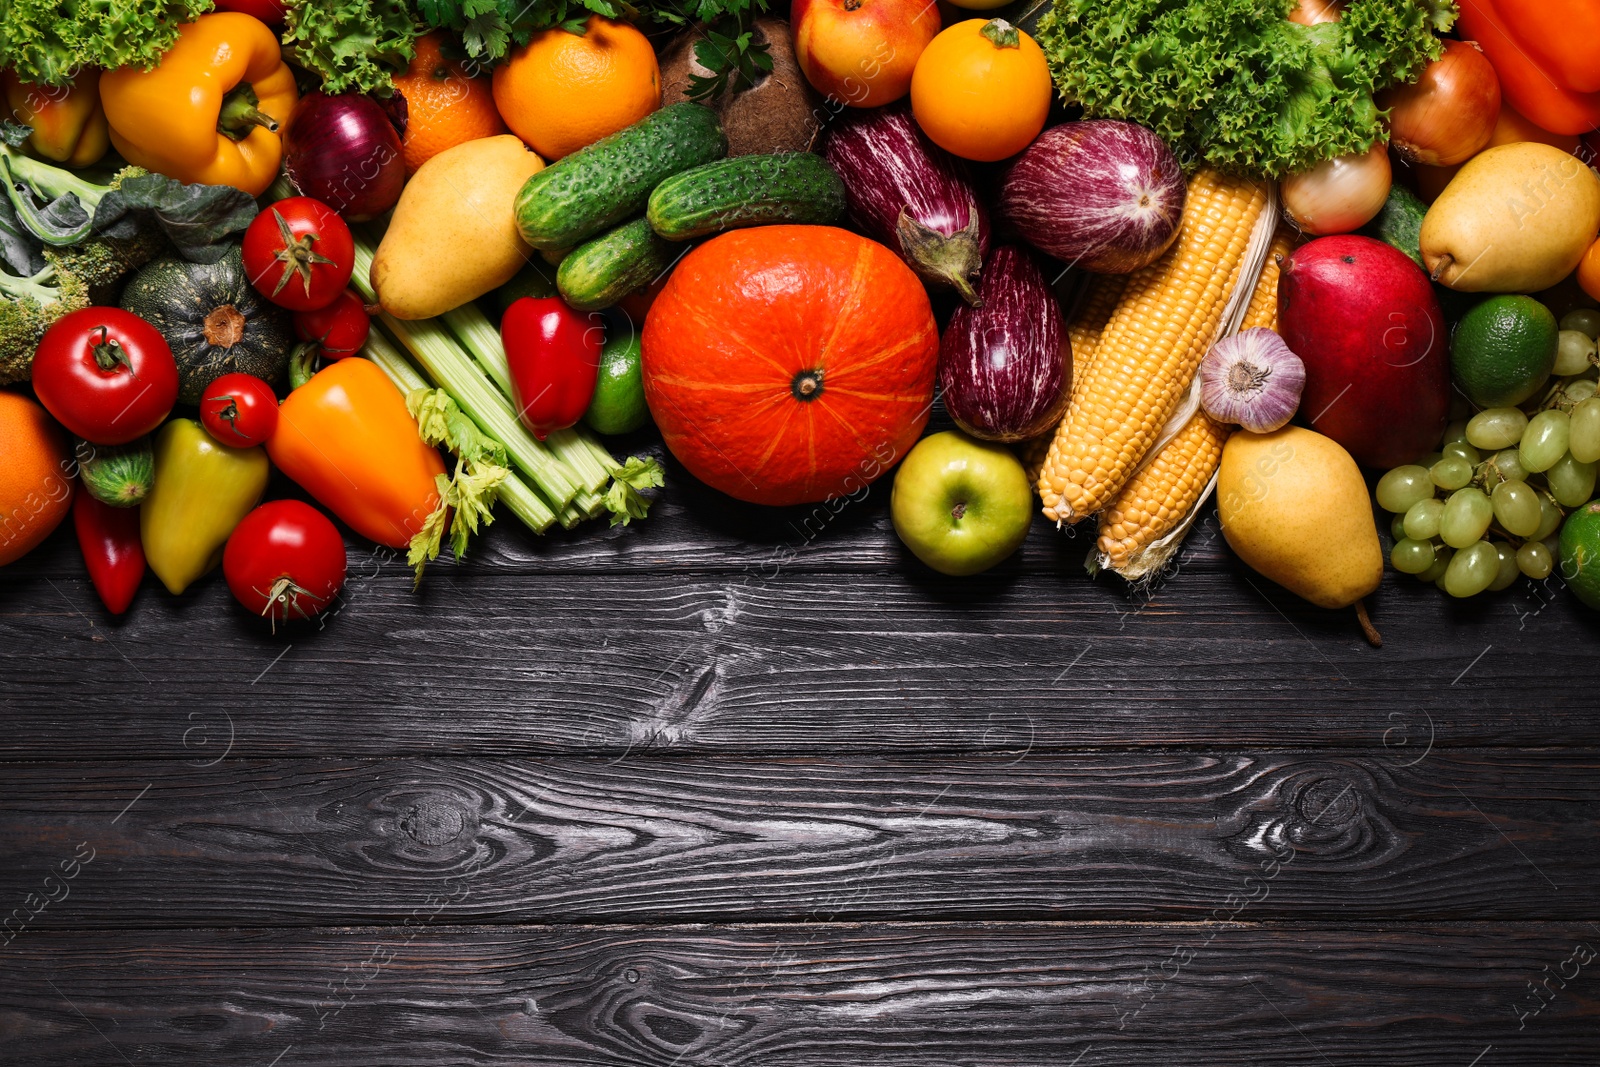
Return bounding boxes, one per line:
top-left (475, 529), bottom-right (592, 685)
top-left (1000, 120), bottom-right (1186, 275)
top-left (822, 104), bottom-right (990, 305)
top-left (938, 245), bottom-right (1069, 443)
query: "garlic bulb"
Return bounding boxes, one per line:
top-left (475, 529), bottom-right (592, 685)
top-left (1199, 328), bottom-right (1305, 433)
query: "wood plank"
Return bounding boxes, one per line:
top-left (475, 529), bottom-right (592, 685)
top-left (2, 560), bottom-right (1593, 755)
top-left (2, 753), bottom-right (1594, 926)
top-left (2, 923), bottom-right (1595, 1065)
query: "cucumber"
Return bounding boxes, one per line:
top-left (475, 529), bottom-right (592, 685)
top-left (515, 103), bottom-right (727, 251)
top-left (75, 437), bottom-right (154, 507)
top-left (646, 153), bottom-right (847, 240)
top-left (557, 219), bottom-right (677, 312)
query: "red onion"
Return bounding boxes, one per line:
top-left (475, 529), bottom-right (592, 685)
top-left (822, 104), bottom-right (991, 305)
top-left (999, 120), bottom-right (1186, 274)
top-left (284, 92), bottom-right (406, 223)
top-left (938, 244), bottom-right (1069, 442)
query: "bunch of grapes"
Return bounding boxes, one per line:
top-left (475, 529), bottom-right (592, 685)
top-left (1375, 310), bottom-right (1600, 598)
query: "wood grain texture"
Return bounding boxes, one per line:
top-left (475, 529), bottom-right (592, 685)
top-left (4, 923), bottom-right (1597, 1066)
top-left (2, 753), bottom-right (1594, 926)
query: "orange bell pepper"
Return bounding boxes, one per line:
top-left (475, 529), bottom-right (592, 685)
top-left (267, 358), bottom-right (448, 550)
top-left (99, 12), bottom-right (298, 195)
top-left (2, 70), bottom-right (110, 168)
top-left (1458, 0), bottom-right (1600, 135)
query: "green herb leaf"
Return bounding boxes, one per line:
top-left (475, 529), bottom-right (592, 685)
top-left (602, 454), bottom-right (663, 527)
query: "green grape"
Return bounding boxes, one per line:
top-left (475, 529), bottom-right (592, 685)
top-left (1431, 456), bottom-right (1474, 490)
top-left (1403, 497), bottom-right (1445, 540)
top-left (1418, 545), bottom-right (1452, 583)
top-left (1376, 465), bottom-right (1434, 513)
top-left (1555, 330), bottom-right (1598, 376)
top-left (1442, 418), bottom-right (1470, 446)
top-left (1490, 479), bottom-right (1543, 537)
top-left (1560, 308), bottom-right (1600, 340)
top-left (1520, 409), bottom-right (1571, 473)
top-left (1466, 407), bottom-right (1529, 451)
top-left (1489, 541), bottom-right (1520, 591)
top-left (1390, 513), bottom-right (1407, 541)
top-left (1390, 537), bottom-right (1436, 574)
top-left (1546, 452), bottom-right (1598, 507)
top-left (1570, 397), bottom-right (1600, 464)
top-left (1441, 440), bottom-right (1481, 464)
top-left (1565, 379), bottom-right (1598, 404)
top-left (1488, 449), bottom-right (1529, 486)
top-left (1518, 540), bottom-right (1553, 579)
top-left (1533, 489), bottom-right (1565, 541)
top-left (1443, 541), bottom-right (1499, 597)
top-left (1441, 487), bottom-right (1493, 548)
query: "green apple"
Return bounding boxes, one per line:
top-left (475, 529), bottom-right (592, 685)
top-left (891, 431), bottom-right (1033, 576)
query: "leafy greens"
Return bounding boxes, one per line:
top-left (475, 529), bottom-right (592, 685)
top-left (1035, 0), bottom-right (1453, 179)
top-left (0, 0), bottom-right (214, 87)
top-left (283, 0), bottom-right (420, 96)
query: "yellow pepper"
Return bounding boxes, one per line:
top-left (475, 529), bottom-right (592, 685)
top-left (99, 13), bottom-right (298, 196)
top-left (141, 419), bottom-right (270, 595)
top-left (2, 70), bottom-right (110, 168)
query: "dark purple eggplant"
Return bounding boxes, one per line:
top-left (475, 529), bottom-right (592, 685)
top-left (938, 245), bottom-right (1069, 443)
top-left (1000, 120), bottom-right (1186, 275)
top-left (822, 104), bottom-right (990, 305)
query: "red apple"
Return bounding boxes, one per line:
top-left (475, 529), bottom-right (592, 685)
top-left (1277, 235), bottom-right (1450, 469)
top-left (793, 0), bottom-right (940, 109)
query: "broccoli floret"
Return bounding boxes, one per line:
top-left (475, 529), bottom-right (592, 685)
top-left (1, 252), bottom-right (98, 385)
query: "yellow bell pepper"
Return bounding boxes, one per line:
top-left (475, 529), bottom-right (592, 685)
top-left (2, 70), bottom-right (110, 168)
top-left (99, 13), bottom-right (298, 196)
top-left (141, 419), bottom-right (270, 595)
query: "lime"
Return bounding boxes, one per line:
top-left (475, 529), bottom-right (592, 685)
top-left (584, 328), bottom-right (650, 435)
top-left (1451, 295), bottom-right (1558, 407)
top-left (1559, 500), bottom-right (1600, 608)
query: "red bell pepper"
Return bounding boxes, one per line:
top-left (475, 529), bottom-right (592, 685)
top-left (1458, 0), bottom-right (1600, 135)
top-left (502, 297), bottom-right (601, 441)
top-left (73, 493), bottom-right (145, 615)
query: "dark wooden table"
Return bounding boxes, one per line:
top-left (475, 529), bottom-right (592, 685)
top-left (3, 432), bottom-right (1598, 1066)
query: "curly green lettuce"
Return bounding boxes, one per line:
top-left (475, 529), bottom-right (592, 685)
top-left (0, 0), bottom-right (214, 87)
top-left (282, 0), bottom-right (419, 96)
top-left (1036, 0), bottom-right (1452, 179)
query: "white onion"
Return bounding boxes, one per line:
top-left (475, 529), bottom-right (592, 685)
top-left (1282, 141), bottom-right (1391, 236)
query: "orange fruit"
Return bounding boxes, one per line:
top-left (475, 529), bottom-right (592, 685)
top-left (492, 16), bottom-right (660, 161)
top-left (910, 18), bottom-right (1050, 162)
top-left (391, 31), bottom-right (509, 175)
top-left (0, 391), bottom-right (72, 568)
top-left (1577, 237), bottom-right (1600, 303)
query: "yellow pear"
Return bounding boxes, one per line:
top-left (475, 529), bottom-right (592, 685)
top-left (1218, 426), bottom-right (1381, 611)
top-left (372, 135), bottom-right (544, 319)
top-left (1420, 142), bottom-right (1600, 293)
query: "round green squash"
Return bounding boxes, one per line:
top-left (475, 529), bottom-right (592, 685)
top-left (120, 247), bottom-right (295, 404)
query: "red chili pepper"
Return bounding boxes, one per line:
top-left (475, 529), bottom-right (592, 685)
top-left (502, 296), bottom-right (602, 440)
top-left (72, 492), bottom-right (145, 615)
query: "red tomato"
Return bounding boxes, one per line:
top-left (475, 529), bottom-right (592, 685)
top-left (294, 289), bottom-right (371, 360)
top-left (212, 0), bottom-right (286, 24)
top-left (32, 307), bottom-right (178, 445)
top-left (502, 296), bottom-right (602, 440)
top-left (200, 373), bottom-right (281, 448)
top-left (224, 500), bottom-right (348, 628)
top-left (242, 197), bottom-right (355, 312)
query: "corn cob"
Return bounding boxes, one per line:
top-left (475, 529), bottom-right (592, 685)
top-left (1022, 273), bottom-right (1129, 484)
top-left (1037, 169), bottom-right (1269, 524)
top-left (1094, 410), bottom-right (1231, 579)
top-left (1239, 223), bottom-right (1298, 333)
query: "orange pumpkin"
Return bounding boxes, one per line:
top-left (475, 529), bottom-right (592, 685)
top-left (642, 225), bottom-right (939, 507)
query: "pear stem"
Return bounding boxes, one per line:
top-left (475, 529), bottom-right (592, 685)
top-left (1353, 599), bottom-right (1382, 648)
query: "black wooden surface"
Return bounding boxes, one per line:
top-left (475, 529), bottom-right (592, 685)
top-left (3, 442), bottom-right (1598, 1065)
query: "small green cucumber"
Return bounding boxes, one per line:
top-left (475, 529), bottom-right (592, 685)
top-left (515, 103), bottom-right (727, 251)
top-left (647, 153), bottom-right (847, 240)
top-left (75, 437), bottom-right (154, 507)
top-left (557, 219), bottom-right (678, 312)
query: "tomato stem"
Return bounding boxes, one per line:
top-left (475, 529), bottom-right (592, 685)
top-left (267, 208), bottom-right (339, 301)
top-left (89, 325), bottom-right (134, 375)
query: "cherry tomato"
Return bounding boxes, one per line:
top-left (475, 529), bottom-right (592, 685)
top-left (294, 289), bottom-right (371, 360)
top-left (502, 296), bottom-right (602, 440)
top-left (32, 307), bottom-right (178, 445)
top-left (200, 373), bottom-right (280, 448)
top-left (242, 197), bottom-right (354, 312)
top-left (211, 0), bottom-right (286, 24)
top-left (223, 500), bottom-right (348, 628)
